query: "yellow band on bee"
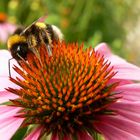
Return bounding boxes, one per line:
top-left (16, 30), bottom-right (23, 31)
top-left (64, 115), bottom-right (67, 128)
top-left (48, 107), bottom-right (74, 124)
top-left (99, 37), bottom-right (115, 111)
top-left (35, 22), bottom-right (46, 28)
top-left (7, 35), bottom-right (26, 49)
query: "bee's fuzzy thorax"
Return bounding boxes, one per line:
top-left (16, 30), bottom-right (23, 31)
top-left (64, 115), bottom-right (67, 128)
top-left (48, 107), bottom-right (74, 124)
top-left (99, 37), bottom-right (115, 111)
top-left (7, 35), bottom-right (26, 50)
top-left (35, 22), bottom-right (46, 28)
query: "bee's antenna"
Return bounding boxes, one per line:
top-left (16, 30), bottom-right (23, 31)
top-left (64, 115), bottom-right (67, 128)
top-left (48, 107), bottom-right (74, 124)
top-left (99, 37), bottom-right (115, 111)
top-left (20, 16), bottom-right (48, 35)
top-left (8, 58), bottom-right (14, 77)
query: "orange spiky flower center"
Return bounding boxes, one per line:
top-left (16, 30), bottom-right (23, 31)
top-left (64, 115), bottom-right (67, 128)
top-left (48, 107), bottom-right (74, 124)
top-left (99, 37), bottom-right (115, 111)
top-left (8, 42), bottom-right (119, 138)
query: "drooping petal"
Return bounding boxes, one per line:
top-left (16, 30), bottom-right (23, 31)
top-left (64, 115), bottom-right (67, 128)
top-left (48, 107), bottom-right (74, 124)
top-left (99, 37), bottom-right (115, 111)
top-left (108, 78), bottom-right (133, 86)
top-left (113, 64), bottom-right (140, 81)
top-left (0, 50), bottom-right (11, 59)
top-left (0, 106), bottom-right (24, 139)
top-left (51, 132), bottom-right (59, 140)
top-left (95, 43), bottom-right (128, 65)
top-left (109, 101), bottom-right (140, 123)
top-left (77, 130), bottom-right (94, 140)
top-left (0, 50), bottom-right (20, 92)
top-left (0, 77), bottom-right (19, 91)
top-left (0, 91), bottom-right (18, 104)
top-left (95, 114), bottom-right (140, 140)
top-left (104, 115), bottom-right (140, 137)
top-left (95, 43), bottom-right (112, 58)
top-left (95, 120), bottom-right (140, 140)
top-left (0, 50), bottom-right (18, 77)
top-left (95, 43), bottom-right (140, 81)
top-left (115, 83), bottom-right (140, 101)
top-left (0, 117), bottom-right (24, 140)
top-left (0, 105), bottom-right (21, 119)
top-left (24, 126), bottom-right (44, 140)
top-left (0, 50), bottom-right (11, 77)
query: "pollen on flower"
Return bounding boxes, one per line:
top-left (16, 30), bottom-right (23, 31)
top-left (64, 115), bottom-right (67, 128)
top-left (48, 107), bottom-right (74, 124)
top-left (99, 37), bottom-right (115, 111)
top-left (7, 42), bottom-right (119, 139)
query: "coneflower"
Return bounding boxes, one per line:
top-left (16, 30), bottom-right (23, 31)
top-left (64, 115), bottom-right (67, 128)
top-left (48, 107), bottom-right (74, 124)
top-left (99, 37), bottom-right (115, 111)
top-left (0, 42), bottom-right (140, 140)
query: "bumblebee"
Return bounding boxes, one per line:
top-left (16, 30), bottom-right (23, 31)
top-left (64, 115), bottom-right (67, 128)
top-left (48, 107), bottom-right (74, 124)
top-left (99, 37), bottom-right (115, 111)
top-left (7, 20), bottom-right (63, 61)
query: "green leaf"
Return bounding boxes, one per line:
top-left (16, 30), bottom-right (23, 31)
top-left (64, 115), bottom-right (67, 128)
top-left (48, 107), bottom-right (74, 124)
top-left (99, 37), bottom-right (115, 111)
top-left (11, 127), bottom-right (28, 140)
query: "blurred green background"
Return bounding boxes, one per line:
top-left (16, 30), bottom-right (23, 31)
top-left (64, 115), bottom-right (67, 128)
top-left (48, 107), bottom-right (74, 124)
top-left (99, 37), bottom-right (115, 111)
top-left (0, 0), bottom-right (140, 65)
top-left (0, 0), bottom-right (140, 139)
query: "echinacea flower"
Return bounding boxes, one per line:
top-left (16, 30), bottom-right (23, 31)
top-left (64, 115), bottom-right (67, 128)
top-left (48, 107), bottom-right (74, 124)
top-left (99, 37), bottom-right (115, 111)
top-left (0, 13), bottom-right (16, 43)
top-left (0, 42), bottom-right (140, 140)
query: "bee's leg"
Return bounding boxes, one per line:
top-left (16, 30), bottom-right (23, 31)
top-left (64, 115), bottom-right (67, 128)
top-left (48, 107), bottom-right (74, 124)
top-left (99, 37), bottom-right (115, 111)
top-left (45, 43), bottom-right (52, 56)
top-left (41, 30), bottom-right (52, 56)
top-left (16, 54), bottom-right (30, 75)
top-left (8, 58), bottom-right (13, 77)
top-left (29, 47), bottom-right (43, 67)
top-left (27, 36), bottom-right (43, 66)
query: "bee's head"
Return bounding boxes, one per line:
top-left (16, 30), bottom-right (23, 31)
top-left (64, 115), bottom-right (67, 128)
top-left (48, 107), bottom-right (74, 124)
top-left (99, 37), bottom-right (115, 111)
top-left (7, 35), bottom-right (28, 60)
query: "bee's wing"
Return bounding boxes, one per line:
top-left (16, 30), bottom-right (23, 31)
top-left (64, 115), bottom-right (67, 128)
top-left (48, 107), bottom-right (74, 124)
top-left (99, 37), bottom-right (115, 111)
top-left (20, 20), bottom-right (37, 35)
top-left (20, 16), bottom-right (48, 35)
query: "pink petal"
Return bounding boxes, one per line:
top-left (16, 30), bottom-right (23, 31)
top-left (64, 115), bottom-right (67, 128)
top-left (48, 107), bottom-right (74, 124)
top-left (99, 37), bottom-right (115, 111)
top-left (0, 77), bottom-right (19, 91)
top-left (100, 115), bottom-right (140, 138)
top-left (0, 50), bottom-right (11, 58)
top-left (113, 64), bottom-right (140, 81)
top-left (108, 79), bottom-right (133, 86)
top-left (110, 100), bottom-right (140, 114)
top-left (95, 119), bottom-right (140, 140)
top-left (77, 131), bottom-right (94, 140)
top-left (0, 91), bottom-right (18, 104)
top-left (0, 106), bottom-right (24, 139)
top-left (115, 83), bottom-right (140, 101)
top-left (0, 50), bottom-right (20, 92)
top-left (0, 117), bottom-right (24, 139)
top-left (0, 105), bottom-right (21, 119)
top-left (63, 134), bottom-right (72, 140)
top-left (5, 23), bottom-right (16, 33)
top-left (95, 43), bottom-right (127, 65)
top-left (51, 133), bottom-right (59, 140)
top-left (114, 105), bottom-right (140, 123)
top-left (95, 43), bottom-right (140, 81)
top-left (95, 43), bottom-right (111, 57)
top-left (0, 25), bottom-right (8, 42)
top-left (24, 126), bottom-right (43, 140)
top-left (0, 50), bottom-right (18, 77)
